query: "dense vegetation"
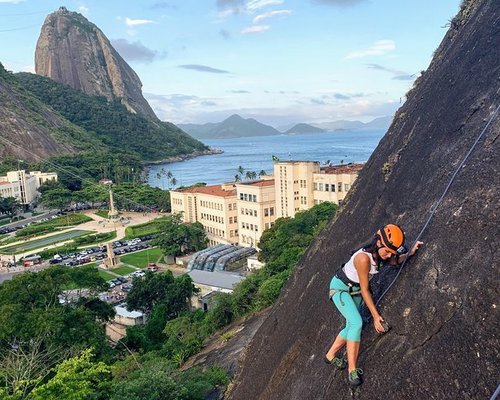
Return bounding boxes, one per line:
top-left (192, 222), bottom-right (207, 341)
top-left (38, 180), bottom-right (171, 213)
top-left (16, 72), bottom-right (207, 161)
top-left (0, 198), bottom-right (335, 399)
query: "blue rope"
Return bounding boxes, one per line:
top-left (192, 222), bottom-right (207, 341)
top-left (490, 383), bottom-right (500, 400)
top-left (375, 103), bottom-right (499, 307)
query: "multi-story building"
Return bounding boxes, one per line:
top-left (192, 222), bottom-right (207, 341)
top-left (274, 161), bottom-right (318, 218)
top-left (169, 163), bottom-right (363, 249)
top-left (274, 161), bottom-right (363, 218)
top-left (235, 178), bottom-right (276, 248)
top-left (170, 183), bottom-right (239, 246)
top-left (0, 170), bottom-right (58, 205)
top-left (313, 163), bottom-right (364, 205)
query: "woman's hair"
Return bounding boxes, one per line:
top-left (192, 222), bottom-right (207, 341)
top-left (361, 234), bottom-right (380, 255)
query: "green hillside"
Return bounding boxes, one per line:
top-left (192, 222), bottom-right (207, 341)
top-left (16, 72), bottom-right (207, 161)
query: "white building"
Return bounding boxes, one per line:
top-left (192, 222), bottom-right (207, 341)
top-left (0, 170), bottom-right (58, 205)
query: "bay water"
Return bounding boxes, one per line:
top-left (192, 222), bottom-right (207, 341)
top-left (148, 130), bottom-right (385, 188)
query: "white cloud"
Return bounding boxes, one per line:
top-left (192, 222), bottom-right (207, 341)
top-left (345, 40), bottom-right (395, 59)
top-left (125, 17), bottom-right (156, 27)
top-left (241, 24), bottom-right (270, 34)
top-left (253, 9), bottom-right (291, 23)
top-left (246, 0), bottom-right (284, 11)
top-left (78, 6), bottom-right (89, 16)
top-left (0, 0), bottom-right (26, 3)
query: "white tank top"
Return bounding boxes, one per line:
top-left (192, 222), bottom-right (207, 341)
top-left (343, 248), bottom-right (379, 283)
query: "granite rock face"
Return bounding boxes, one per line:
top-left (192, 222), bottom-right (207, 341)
top-left (35, 7), bottom-right (157, 119)
top-left (227, 1), bottom-right (499, 399)
top-left (0, 64), bottom-right (85, 162)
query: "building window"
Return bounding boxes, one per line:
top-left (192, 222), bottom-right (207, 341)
top-left (270, 207), bottom-right (274, 216)
top-left (234, 216), bottom-right (237, 223)
top-left (314, 182), bottom-right (318, 190)
top-left (338, 182), bottom-right (343, 192)
top-left (264, 208), bottom-right (269, 217)
top-left (345, 183), bottom-right (350, 191)
top-left (318, 183), bottom-right (324, 191)
top-left (325, 184), bottom-right (330, 192)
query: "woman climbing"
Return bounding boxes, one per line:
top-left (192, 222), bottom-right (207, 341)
top-left (324, 224), bottom-right (423, 386)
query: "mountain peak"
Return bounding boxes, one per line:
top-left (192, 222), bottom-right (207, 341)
top-left (35, 8), bottom-right (157, 119)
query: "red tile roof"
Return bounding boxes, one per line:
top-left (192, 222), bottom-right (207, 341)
top-left (320, 163), bottom-right (364, 174)
top-left (237, 179), bottom-right (275, 187)
top-left (176, 184), bottom-right (237, 197)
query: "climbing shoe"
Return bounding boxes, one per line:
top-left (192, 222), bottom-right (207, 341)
top-left (324, 356), bottom-right (347, 370)
top-left (348, 368), bottom-right (363, 386)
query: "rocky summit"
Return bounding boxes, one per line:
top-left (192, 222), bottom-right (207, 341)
top-left (35, 7), bottom-right (156, 119)
top-left (226, 0), bottom-right (499, 399)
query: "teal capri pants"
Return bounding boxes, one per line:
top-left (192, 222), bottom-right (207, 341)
top-left (329, 276), bottom-right (363, 342)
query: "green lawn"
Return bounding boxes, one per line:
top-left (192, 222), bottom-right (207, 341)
top-left (98, 270), bottom-right (117, 281)
top-left (124, 217), bottom-right (168, 239)
top-left (109, 265), bottom-right (138, 276)
top-left (14, 213), bottom-right (93, 238)
top-left (0, 230), bottom-right (93, 254)
top-left (120, 247), bottom-right (163, 268)
top-left (94, 210), bottom-right (110, 219)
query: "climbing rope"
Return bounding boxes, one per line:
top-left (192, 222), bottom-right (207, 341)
top-left (490, 383), bottom-right (500, 400)
top-left (375, 103), bottom-right (500, 307)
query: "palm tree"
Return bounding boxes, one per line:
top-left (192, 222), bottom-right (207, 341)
top-left (170, 177), bottom-right (177, 188)
top-left (259, 170), bottom-right (267, 177)
top-left (249, 171), bottom-right (257, 180)
top-left (237, 165), bottom-right (245, 176)
top-left (234, 174), bottom-right (241, 182)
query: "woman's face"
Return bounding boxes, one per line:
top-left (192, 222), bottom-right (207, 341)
top-left (376, 241), bottom-right (393, 260)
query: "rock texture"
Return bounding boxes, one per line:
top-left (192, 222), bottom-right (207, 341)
top-left (227, 1), bottom-right (499, 399)
top-left (35, 7), bottom-right (156, 119)
top-left (0, 64), bottom-right (89, 162)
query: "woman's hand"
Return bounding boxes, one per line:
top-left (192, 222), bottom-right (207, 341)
top-left (373, 314), bottom-right (386, 333)
top-left (409, 241), bottom-right (424, 256)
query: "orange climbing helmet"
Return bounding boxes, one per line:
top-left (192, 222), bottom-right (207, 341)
top-left (377, 224), bottom-right (406, 254)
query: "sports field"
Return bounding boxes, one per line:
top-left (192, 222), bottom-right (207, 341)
top-left (0, 230), bottom-right (92, 254)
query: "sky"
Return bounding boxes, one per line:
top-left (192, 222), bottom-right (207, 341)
top-left (0, 0), bottom-right (461, 127)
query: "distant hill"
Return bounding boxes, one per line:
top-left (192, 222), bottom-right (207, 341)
top-left (284, 123), bottom-right (325, 134)
top-left (178, 114), bottom-right (281, 139)
top-left (314, 115), bottom-right (393, 132)
top-left (16, 72), bottom-right (207, 162)
top-left (35, 7), bottom-right (156, 119)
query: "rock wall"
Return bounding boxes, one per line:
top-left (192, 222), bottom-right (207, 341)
top-left (35, 7), bottom-right (157, 119)
top-left (0, 65), bottom-right (81, 162)
top-left (227, 1), bottom-right (499, 399)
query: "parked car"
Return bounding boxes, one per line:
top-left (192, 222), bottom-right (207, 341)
top-left (147, 263), bottom-right (159, 272)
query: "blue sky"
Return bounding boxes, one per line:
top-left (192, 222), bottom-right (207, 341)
top-left (0, 0), bottom-right (461, 127)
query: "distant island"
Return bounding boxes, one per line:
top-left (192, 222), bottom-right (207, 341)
top-left (284, 123), bottom-right (325, 134)
top-left (180, 115), bottom-right (394, 140)
top-left (178, 114), bottom-right (280, 139)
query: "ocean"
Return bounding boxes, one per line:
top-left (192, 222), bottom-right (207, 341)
top-left (147, 130), bottom-right (385, 188)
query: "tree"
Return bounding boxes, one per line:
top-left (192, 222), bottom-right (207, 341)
top-left (259, 169), bottom-right (267, 177)
top-left (27, 349), bottom-right (111, 400)
top-left (0, 197), bottom-right (20, 217)
top-left (39, 181), bottom-right (72, 210)
top-left (154, 214), bottom-right (207, 257)
top-left (126, 271), bottom-right (195, 317)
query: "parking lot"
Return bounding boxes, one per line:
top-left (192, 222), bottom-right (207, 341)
top-left (49, 236), bottom-right (155, 267)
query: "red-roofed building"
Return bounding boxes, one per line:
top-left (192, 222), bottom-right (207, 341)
top-left (170, 183), bottom-right (239, 246)
top-left (274, 161), bottom-right (364, 218)
top-left (235, 177), bottom-right (276, 248)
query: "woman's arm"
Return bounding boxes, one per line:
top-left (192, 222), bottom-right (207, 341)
top-left (354, 253), bottom-right (386, 333)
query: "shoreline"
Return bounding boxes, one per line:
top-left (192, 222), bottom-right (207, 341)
top-left (143, 148), bottom-right (224, 166)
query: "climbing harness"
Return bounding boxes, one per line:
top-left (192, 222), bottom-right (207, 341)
top-left (329, 287), bottom-right (362, 306)
top-left (375, 103), bottom-right (500, 308)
